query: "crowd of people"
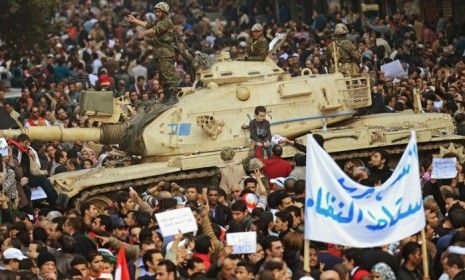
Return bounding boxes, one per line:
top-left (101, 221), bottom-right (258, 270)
top-left (2, 0), bottom-right (465, 279)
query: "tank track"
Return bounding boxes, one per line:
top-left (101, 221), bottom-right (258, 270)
top-left (71, 140), bottom-right (463, 210)
top-left (72, 168), bottom-right (219, 210)
top-left (330, 140), bottom-right (465, 162)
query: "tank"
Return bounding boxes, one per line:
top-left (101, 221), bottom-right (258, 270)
top-left (294, 111), bottom-right (465, 164)
top-left (1, 35), bottom-right (464, 209)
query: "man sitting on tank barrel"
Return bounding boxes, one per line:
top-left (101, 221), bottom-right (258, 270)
top-left (245, 23), bottom-right (269, 61)
top-left (127, 2), bottom-right (179, 105)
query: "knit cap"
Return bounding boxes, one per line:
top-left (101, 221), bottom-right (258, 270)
top-left (37, 251), bottom-right (56, 268)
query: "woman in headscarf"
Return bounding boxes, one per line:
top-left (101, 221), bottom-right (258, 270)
top-left (371, 262), bottom-right (396, 280)
top-left (80, 147), bottom-right (97, 165)
top-left (0, 147), bottom-right (19, 208)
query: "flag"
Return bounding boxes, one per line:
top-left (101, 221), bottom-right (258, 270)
top-left (114, 245), bottom-right (130, 280)
top-left (304, 131), bottom-right (425, 247)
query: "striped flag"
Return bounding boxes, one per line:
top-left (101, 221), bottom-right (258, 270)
top-left (114, 245), bottom-right (130, 280)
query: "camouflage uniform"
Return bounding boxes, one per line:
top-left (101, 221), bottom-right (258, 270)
top-left (326, 23), bottom-right (360, 76)
top-left (145, 17), bottom-right (178, 97)
top-left (245, 36), bottom-right (268, 61)
top-left (218, 147), bottom-right (246, 194)
top-left (245, 23), bottom-right (268, 61)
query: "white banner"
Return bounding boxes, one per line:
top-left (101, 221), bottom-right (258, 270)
top-left (304, 131), bottom-right (425, 247)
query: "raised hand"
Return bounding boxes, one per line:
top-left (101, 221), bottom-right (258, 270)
top-left (174, 230), bottom-right (183, 242)
top-left (127, 15), bottom-right (137, 23)
top-left (95, 235), bottom-right (110, 246)
top-left (137, 30), bottom-right (146, 39)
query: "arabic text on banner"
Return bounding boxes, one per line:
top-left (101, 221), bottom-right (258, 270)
top-left (304, 131), bottom-right (425, 247)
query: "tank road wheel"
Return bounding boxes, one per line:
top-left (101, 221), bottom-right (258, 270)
top-left (84, 195), bottom-right (114, 211)
top-left (69, 168), bottom-right (220, 211)
top-left (433, 143), bottom-right (465, 163)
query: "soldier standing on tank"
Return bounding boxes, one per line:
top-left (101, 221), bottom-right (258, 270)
top-left (245, 23), bottom-right (269, 61)
top-left (326, 23), bottom-right (360, 76)
top-left (127, 2), bottom-right (179, 105)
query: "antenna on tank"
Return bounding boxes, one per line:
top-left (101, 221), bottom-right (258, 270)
top-left (333, 41), bottom-right (339, 73)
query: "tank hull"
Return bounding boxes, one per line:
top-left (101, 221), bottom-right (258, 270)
top-left (46, 111), bottom-right (465, 210)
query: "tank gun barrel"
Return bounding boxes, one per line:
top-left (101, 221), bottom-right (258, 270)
top-left (0, 127), bottom-right (104, 143)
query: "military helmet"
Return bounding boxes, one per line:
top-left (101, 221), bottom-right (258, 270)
top-left (220, 147), bottom-right (235, 161)
top-left (251, 23), bottom-right (263, 32)
top-left (154, 2), bottom-right (169, 13)
top-left (248, 158), bottom-right (264, 172)
top-left (334, 23), bottom-right (349, 35)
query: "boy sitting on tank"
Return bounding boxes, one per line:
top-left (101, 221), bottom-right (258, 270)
top-left (249, 106), bottom-right (272, 159)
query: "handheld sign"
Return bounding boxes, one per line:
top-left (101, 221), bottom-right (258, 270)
top-left (0, 138), bottom-right (8, 157)
top-left (30, 187), bottom-right (47, 201)
top-left (155, 208), bottom-right (198, 237)
top-left (226, 232), bottom-right (257, 254)
top-left (431, 158), bottom-right (457, 179)
top-left (380, 59), bottom-right (406, 79)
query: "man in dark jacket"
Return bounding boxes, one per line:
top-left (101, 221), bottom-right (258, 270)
top-left (63, 217), bottom-right (97, 257)
top-left (13, 134), bottom-right (58, 207)
top-left (398, 242), bottom-right (424, 280)
top-left (369, 149), bottom-right (393, 184)
top-left (447, 253), bottom-right (465, 280)
top-left (207, 187), bottom-right (231, 227)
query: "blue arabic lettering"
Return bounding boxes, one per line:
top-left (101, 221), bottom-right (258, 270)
top-left (381, 206), bottom-right (397, 226)
top-left (398, 200), bottom-right (423, 220)
top-left (372, 167), bottom-right (408, 201)
top-left (357, 209), bottom-right (363, 223)
top-left (370, 148), bottom-right (416, 201)
top-left (366, 210), bottom-right (388, 230)
top-left (337, 178), bottom-right (376, 200)
top-left (408, 144), bottom-right (417, 157)
top-left (366, 148), bottom-right (414, 198)
top-left (337, 178), bottom-right (357, 193)
top-left (365, 198), bottom-right (423, 231)
top-left (311, 187), bottom-right (355, 223)
top-left (351, 188), bottom-right (375, 199)
top-left (385, 164), bottom-right (411, 189)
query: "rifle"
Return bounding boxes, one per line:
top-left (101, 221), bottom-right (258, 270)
top-left (173, 33), bottom-right (214, 71)
top-left (335, 40), bottom-right (362, 73)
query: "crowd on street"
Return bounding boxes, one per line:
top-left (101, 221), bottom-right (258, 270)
top-left (2, 0), bottom-right (465, 279)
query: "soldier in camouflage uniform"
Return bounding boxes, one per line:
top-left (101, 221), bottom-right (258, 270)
top-left (245, 24), bottom-right (269, 61)
top-left (128, 2), bottom-right (179, 104)
top-left (326, 23), bottom-right (360, 76)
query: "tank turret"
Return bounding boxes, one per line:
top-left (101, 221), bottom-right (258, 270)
top-left (1, 71), bottom-right (371, 157)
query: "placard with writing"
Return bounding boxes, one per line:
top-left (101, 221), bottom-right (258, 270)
top-left (226, 232), bottom-right (257, 254)
top-left (155, 208), bottom-right (198, 237)
top-left (432, 157), bottom-right (457, 179)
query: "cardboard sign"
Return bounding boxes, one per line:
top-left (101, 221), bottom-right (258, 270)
top-left (432, 157), bottom-right (457, 179)
top-left (155, 207), bottom-right (198, 237)
top-left (226, 232), bottom-right (257, 254)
